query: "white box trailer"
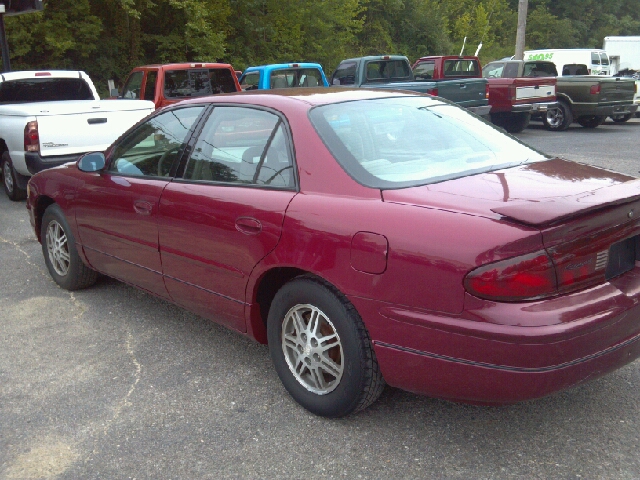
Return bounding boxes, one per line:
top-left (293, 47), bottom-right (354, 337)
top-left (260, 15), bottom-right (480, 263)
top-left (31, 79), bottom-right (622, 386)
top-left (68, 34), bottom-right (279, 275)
top-left (524, 49), bottom-right (611, 76)
top-left (603, 36), bottom-right (640, 73)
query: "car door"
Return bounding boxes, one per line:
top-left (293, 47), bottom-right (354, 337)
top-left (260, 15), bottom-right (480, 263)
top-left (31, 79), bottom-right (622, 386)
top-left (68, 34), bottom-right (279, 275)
top-left (74, 106), bottom-right (205, 298)
top-left (158, 105), bottom-right (298, 332)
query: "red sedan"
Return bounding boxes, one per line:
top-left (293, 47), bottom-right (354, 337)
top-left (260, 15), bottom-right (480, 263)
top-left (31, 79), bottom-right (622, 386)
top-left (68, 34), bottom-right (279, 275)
top-left (27, 88), bottom-right (640, 417)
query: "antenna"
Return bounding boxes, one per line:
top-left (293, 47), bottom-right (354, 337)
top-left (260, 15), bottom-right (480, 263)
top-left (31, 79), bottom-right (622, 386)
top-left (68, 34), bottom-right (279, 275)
top-left (474, 43), bottom-right (483, 56)
top-left (459, 37), bottom-right (467, 56)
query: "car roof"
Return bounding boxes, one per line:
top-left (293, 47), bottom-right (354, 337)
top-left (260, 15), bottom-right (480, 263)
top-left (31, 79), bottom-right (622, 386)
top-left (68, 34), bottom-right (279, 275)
top-left (177, 87), bottom-right (431, 108)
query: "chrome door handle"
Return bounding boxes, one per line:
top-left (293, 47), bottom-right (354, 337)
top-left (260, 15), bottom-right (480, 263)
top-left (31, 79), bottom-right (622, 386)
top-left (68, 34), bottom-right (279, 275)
top-left (133, 200), bottom-right (153, 215)
top-left (235, 217), bottom-right (262, 235)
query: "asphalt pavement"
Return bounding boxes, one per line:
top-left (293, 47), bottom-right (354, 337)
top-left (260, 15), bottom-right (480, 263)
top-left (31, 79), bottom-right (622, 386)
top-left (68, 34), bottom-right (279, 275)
top-left (1, 118), bottom-right (639, 479)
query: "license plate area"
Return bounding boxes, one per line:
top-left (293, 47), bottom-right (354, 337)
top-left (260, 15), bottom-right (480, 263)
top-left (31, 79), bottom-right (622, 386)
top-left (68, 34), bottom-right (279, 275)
top-left (605, 235), bottom-right (639, 280)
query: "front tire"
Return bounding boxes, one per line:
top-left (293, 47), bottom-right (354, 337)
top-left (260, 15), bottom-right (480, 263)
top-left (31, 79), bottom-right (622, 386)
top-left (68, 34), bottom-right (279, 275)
top-left (267, 276), bottom-right (385, 417)
top-left (41, 204), bottom-right (98, 290)
top-left (543, 99), bottom-right (573, 131)
top-left (2, 152), bottom-right (27, 201)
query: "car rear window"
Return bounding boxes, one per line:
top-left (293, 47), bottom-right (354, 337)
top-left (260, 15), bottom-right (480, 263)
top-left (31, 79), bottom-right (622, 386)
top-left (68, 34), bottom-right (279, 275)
top-left (0, 78), bottom-right (94, 103)
top-left (164, 68), bottom-right (237, 98)
top-left (443, 60), bottom-right (480, 77)
top-left (309, 97), bottom-right (546, 189)
top-left (365, 60), bottom-right (411, 82)
top-left (270, 68), bottom-right (323, 88)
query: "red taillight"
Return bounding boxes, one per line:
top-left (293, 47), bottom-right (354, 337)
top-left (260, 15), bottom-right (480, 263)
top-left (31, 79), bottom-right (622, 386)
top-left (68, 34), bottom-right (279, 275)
top-left (24, 121), bottom-right (40, 152)
top-left (35, 72), bottom-right (51, 76)
top-left (590, 84), bottom-right (601, 95)
top-left (427, 87), bottom-right (438, 96)
top-left (464, 251), bottom-right (557, 302)
top-left (485, 83), bottom-right (490, 99)
top-left (509, 84), bottom-right (517, 101)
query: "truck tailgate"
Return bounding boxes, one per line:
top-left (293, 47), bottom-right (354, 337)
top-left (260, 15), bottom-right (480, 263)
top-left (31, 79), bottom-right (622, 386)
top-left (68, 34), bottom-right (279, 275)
top-left (513, 78), bottom-right (555, 102)
top-left (35, 100), bottom-right (154, 157)
top-left (599, 78), bottom-right (636, 104)
top-left (436, 78), bottom-right (488, 108)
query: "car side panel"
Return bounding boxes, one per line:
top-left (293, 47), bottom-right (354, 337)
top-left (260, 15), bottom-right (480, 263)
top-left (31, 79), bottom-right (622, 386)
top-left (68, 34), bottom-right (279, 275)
top-left (157, 183), bottom-right (296, 332)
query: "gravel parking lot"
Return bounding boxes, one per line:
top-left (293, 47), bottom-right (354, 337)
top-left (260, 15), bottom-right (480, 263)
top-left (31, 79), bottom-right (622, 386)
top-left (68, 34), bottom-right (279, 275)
top-left (1, 118), bottom-right (639, 479)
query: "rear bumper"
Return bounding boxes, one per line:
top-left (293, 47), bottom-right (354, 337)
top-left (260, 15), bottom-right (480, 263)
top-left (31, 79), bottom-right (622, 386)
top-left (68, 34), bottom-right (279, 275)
top-left (467, 105), bottom-right (492, 116)
top-left (350, 268), bottom-right (640, 404)
top-left (511, 101), bottom-right (558, 113)
top-left (25, 152), bottom-right (82, 175)
top-left (593, 103), bottom-right (638, 117)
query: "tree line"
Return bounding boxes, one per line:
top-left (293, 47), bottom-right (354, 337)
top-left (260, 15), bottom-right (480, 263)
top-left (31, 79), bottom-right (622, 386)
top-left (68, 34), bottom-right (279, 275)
top-left (4, 0), bottom-right (640, 95)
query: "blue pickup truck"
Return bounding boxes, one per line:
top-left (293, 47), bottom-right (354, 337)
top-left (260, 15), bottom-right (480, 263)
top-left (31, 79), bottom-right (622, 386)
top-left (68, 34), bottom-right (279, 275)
top-left (239, 63), bottom-right (330, 90)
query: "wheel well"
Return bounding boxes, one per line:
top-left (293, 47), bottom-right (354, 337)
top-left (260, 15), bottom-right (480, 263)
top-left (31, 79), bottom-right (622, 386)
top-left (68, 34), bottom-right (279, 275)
top-left (0, 140), bottom-right (7, 156)
top-left (556, 93), bottom-right (572, 105)
top-left (34, 196), bottom-right (56, 242)
top-left (254, 267), bottom-right (308, 330)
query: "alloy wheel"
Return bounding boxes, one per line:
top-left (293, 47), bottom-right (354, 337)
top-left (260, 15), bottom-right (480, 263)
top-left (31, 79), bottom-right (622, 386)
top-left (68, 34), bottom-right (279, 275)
top-left (3, 161), bottom-right (13, 194)
top-left (46, 220), bottom-right (71, 276)
top-left (281, 304), bottom-right (344, 395)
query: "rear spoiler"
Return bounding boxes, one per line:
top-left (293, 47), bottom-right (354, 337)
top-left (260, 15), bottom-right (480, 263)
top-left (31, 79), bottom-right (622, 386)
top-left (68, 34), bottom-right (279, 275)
top-left (492, 178), bottom-right (640, 227)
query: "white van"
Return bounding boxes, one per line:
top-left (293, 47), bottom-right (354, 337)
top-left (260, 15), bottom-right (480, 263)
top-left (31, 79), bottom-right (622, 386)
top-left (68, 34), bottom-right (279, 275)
top-left (524, 49), bottom-right (610, 75)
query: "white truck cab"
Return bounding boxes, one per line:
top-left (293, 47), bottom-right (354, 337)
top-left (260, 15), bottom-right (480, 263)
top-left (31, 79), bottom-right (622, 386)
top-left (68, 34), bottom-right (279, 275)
top-left (524, 49), bottom-right (611, 76)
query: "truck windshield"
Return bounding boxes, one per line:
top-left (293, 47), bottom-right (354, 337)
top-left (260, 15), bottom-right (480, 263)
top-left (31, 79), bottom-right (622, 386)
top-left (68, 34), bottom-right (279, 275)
top-left (309, 97), bottom-right (545, 189)
top-left (270, 68), bottom-right (323, 88)
top-left (164, 68), bottom-right (237, 98)
top-left (0, 78), bottom-right (94, 103)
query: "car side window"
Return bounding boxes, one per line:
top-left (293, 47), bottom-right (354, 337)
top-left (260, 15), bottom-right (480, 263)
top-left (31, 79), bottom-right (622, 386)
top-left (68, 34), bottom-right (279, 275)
top-left (144, 71), bottom-right (157, 101)
top-left (184, 107), bottom-right (294, 188)
top-left (240, 72), bottom-right (260, 90)
top-left (108, 106), bottom-right (204, 177)
top-left (332, 62), bottom-right (356, 85)
top-left (414, 62), bottom-right (435, 80)
top-left (122, 71), bottom-right (144, 99)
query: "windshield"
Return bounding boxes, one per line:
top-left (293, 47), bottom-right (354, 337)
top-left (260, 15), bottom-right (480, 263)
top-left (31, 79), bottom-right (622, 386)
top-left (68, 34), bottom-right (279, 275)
top-left (308, 97), bottom-right (546, 189)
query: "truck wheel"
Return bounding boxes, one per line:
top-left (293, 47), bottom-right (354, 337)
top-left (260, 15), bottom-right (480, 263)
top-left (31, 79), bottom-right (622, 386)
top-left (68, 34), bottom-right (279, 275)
top-left (610, 113), bottom-right (632, 123)
top-left (543, 100), bottom-right (572, 131)
top-left (577, 115), bottom-right (606, 128)
top-left (2, 152), bottom-right (27, 201)
top-left (267, 275), bottom-right (385, 417)
top-left (41, 204), bottom-right (98, 291)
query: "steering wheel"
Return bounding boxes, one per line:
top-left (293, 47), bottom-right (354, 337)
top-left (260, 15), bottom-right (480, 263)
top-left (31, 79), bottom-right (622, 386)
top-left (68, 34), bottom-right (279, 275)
top-left (157, 145), bottom-right (182, 177)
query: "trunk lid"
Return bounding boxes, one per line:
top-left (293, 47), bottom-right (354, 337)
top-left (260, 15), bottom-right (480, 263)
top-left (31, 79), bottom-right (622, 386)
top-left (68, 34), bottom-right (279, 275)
top-left (383, 158), bottom-right (640, 290)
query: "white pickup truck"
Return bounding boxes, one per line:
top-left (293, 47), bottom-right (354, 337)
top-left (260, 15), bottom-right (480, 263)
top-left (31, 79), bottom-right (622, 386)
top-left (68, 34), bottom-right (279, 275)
top-left (0, 70), bottom-right (155, 200)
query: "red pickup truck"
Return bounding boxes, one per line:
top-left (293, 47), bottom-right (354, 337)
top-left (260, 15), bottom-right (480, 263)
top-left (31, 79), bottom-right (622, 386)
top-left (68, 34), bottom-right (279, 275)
top-left (482, 60), bottom-right (558, 133)
top-left (117, 62), bottom-right (241, 109)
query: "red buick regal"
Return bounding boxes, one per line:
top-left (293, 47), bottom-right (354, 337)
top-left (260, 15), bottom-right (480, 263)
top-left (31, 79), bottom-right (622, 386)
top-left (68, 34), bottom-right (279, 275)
top-left (26, 88), bottom-right (640, 417)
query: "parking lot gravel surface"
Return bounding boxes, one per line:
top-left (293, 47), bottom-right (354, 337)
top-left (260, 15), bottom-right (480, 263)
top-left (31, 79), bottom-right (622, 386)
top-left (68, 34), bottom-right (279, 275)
top-left (1, 118), bottom-right (639, 479)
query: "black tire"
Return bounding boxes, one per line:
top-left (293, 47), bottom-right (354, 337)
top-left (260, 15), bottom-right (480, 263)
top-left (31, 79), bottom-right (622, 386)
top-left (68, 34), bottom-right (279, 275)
top-left (543, 99), bottom-right (573, 131)
top-left (2, 152), bottom-right (27, 201)
top-left (41, 204), bottom-right (98, 291)
top-left (267, 275), bottom-right (385, 417)
top-left (611, 113), bottom-right (632, 123)
top-left (577, 115), bottom-right (606, 128)
top-left (490, 112), bottom-right (531, 133)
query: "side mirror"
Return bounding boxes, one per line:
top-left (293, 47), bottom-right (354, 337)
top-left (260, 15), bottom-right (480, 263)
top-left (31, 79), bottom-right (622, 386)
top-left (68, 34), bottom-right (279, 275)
top-left (78, 152), bottom-right (106, 172)
top-left (110, 88), bottom-right (120, 97)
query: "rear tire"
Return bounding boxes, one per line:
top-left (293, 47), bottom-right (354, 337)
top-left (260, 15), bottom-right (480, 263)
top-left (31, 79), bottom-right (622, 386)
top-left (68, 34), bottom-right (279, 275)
top-left (490, 112), bottom-right (531, 133)
top-left (577, 115), bottom-right (606, 128)
top-left (2, 152), bottom-right (27, 201)
top-left (610, 113), bottom-right (632, 123)
top-left (41, 204), bottom-right (98, 291)
top-left (543, 99), bottom-right (572, 131)
top-left (267, 275), bottom-right (385, 417)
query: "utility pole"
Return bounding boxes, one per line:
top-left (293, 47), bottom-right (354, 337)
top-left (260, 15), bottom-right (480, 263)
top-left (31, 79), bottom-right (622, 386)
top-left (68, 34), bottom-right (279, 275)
top-left (514, 0), bottom-right (528, 60)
